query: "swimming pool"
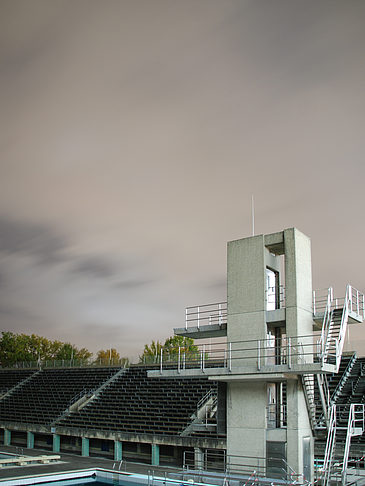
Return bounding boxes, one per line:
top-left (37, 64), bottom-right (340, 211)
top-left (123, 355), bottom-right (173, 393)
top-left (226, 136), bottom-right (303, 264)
top-left (33, 480), bottom-right (112, 486)
top-left (0, 468), bottom-right (211, 486)
top-left (0, 454), bottom-right (16, 460)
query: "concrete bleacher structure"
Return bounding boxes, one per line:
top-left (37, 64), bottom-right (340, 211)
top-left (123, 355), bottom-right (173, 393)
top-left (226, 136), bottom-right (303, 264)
top-left (0, 370), bottom-right (36, 396)
top-left (0, 364), bottom-right (225, 466)
top-left (0, 357), bottom-right (364, 468)
top-left (58, 366), bottom-right (215, 436)
top-left (0, 367), bottom-right (121, 425)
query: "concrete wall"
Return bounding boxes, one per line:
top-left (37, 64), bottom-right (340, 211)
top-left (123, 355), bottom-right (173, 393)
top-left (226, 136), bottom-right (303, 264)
top-left (225, 228), bottom-right (314, 482)
top-left (227, 381), bottom-right (267, 468)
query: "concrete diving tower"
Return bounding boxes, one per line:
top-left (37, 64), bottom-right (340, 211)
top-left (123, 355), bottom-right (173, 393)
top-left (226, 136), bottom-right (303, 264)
top-left (148, 228), bottom-right (364, 483)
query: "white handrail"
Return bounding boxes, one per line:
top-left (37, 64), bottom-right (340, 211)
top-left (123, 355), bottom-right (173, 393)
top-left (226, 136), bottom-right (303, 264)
top-left (185, 301), bottom-right (227, 330)
top-left (322, 404), bottom-right (336, 486)
top-left (342, 404), bottom-right (365, 485)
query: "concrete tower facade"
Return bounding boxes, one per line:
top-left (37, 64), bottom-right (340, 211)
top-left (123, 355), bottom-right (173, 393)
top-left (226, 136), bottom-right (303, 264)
top-left (226, 228), bottom-right (313, 481)
top-left (150, 227), bottom-right (364, 483)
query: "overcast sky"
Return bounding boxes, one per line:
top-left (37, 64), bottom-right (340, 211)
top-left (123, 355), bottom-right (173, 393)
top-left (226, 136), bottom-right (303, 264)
top-left (1, 0), bottom-right (365, 359)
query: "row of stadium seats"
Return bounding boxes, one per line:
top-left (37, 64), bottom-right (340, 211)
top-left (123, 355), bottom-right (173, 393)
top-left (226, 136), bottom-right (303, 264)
top-left (57, 366), bottom-right (216, 436)
top-left (0, 365), bottom-right (218, 438)
top-left (0, 367), bottom-right (121, 425)
top-left (0, 369), bottom-right (36, 395)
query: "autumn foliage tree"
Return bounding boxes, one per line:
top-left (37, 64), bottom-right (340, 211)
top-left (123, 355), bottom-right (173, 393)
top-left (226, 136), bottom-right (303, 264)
top-left (0, 332), bottom-right (92, 367)
top-left (94, 348), bottom-right (129, 367)
top-left (139, 335), bottom-right (198, 364)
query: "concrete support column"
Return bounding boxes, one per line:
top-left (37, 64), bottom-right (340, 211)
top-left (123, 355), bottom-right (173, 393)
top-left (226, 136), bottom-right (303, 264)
top-left (151, 444), bottom-right (159, 466)
top-left (82, 437), bottom-right (90, 457)
top-left (27, 431), bottom-right (34, 449)
top-left (4, 429), bottom-right (11, 446)
top-left (53, 434), bottom-right (60, 453)
top-left (114, 440), bottom-right (122, 461)
top-left (194, 447), bottom-right (204, 470)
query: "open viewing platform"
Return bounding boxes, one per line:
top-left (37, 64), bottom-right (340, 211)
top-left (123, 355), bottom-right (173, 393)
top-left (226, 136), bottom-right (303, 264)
top-left (147, 333), bottom-right (339, 381)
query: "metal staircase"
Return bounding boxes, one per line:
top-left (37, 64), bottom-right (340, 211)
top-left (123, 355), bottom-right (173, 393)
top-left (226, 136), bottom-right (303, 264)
top-left (341, 404), bottom-right (364, 485)
top-left (321, 404), bottom-right (364, 486)
top-left (317, 285), bottom-right (364, 372)
top-left (180, 389), bottom-right (217, 437)
top-left (301, 374), bottom-right (317, 433)
top-left (331, 353), bottom-right (357, 405)
top-left (304, 286), bottom-right (364, 432)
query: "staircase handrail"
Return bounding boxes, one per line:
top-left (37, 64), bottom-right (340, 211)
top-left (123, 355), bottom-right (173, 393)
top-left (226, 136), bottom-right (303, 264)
top-left (197, 388), bottom-right (217, 412)
top-left (342, 404), bottom-right (355, 485)
top-left (335, 285), bottom-right (351, 372)
top-left (322, 404), bottom-right (336, 486)
top-left (347, 286), bottom-right (365, 320)
top-left (316, 373), bottom-right (330, 426)
top-left (319, 287), bottom-right (333, 366)
top-left (341, 404), bottom-right (365, 485)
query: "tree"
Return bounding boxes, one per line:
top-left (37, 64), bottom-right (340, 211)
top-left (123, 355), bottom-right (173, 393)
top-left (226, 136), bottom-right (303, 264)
top-left (163, 335), bottom-right (198, 357)
top-left (139, 336), bottom-right (199, 364)
top-left (0, 332), bottom-right (92, 367)
top-left (139, 340), bottom-right (163, 364)
top-left (96, 348), bottom-right (120, 362)
top-left (95, 349), bottom-right (129, 367)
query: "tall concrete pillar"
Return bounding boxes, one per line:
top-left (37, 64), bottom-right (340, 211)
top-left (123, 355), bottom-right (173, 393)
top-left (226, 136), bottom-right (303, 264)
top-left (82, 437), bottom-right (89, 457)
top-left (4, 429), bottom-right (11, 446)
top-left (114, 440), bottom-right (122, 461)
top-left (151, 444), bottom-right (159, 466)
top-left (194, 447), bottom-right (204, 470)
top-left (225, 229), bottom-right (314, 481)
top-left (53, 434), bottom-right (60, 453)
top-left (27, 431), bottom-right (34, 449)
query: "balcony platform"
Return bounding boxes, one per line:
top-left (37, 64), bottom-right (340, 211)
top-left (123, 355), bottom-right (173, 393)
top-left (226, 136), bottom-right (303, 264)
top-left (313, 310), bottom-right (364, 330)
top-left (174, 323), bottom-right (227, 339)
top-left (148, 361), bottom-right (336, 381)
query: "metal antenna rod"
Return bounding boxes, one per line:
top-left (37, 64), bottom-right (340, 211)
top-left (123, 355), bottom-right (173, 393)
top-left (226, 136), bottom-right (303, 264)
top-left (251, 195), bottom-right (255, 236)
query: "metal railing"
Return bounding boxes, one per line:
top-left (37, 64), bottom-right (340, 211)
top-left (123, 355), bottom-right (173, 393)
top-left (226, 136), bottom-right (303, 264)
top-left (159, 334), bottom-right (323, 373)
top-left (322, 404), bottom-right (337, 486)
top-left (0, 357), bottom-right (131, 370)
top-left (313, 287), bottom-right (333, 316)
top-left (266, 403), bottom-right (287, 429)
top-left (321, 404), bottom-right (365, 486)
top-left (197, 389), bottom-right (217, 412)
top-left (313, 285), bottom-right (365, 320)
top-left (315, 285), bottom-right (364, 373)
top-left (182, 450), bottom-right (303, 483)
top-left (185, 302), bottom-right (227, 330)
top-left (342, 404), bottom-right (365, 485)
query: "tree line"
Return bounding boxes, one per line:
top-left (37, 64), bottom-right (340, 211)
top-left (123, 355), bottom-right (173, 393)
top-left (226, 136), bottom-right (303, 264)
top-left (0, 331), bottom-right (198, 367)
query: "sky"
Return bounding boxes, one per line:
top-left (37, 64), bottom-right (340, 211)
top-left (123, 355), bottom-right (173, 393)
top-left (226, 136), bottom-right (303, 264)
top-left (1, 0), bottom-right (365, 359)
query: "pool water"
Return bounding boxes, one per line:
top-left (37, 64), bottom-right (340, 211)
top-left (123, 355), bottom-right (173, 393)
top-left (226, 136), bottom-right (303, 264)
top-left (34, 478), bottom-right (130, 485)
top-left (0, 454), bottom-right (16, 459)
top-left (36, 480), bottom-right (114, 485)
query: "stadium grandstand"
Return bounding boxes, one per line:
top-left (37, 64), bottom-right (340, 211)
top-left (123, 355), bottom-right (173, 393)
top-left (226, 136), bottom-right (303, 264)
top-left (0, 364), bottom-right (225, 467)
top-left (0, 356), bottom-right (364, 474)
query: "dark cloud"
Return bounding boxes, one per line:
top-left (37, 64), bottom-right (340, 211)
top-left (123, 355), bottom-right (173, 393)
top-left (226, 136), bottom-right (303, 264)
top-left (71, 256), bottom-right (117, 279)
top-left (115, 278), bottom-right (156, 289)
top-left (0, 216), bottom-right (125, 283)
top-left (0, 216), bottom-right (68, 264)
